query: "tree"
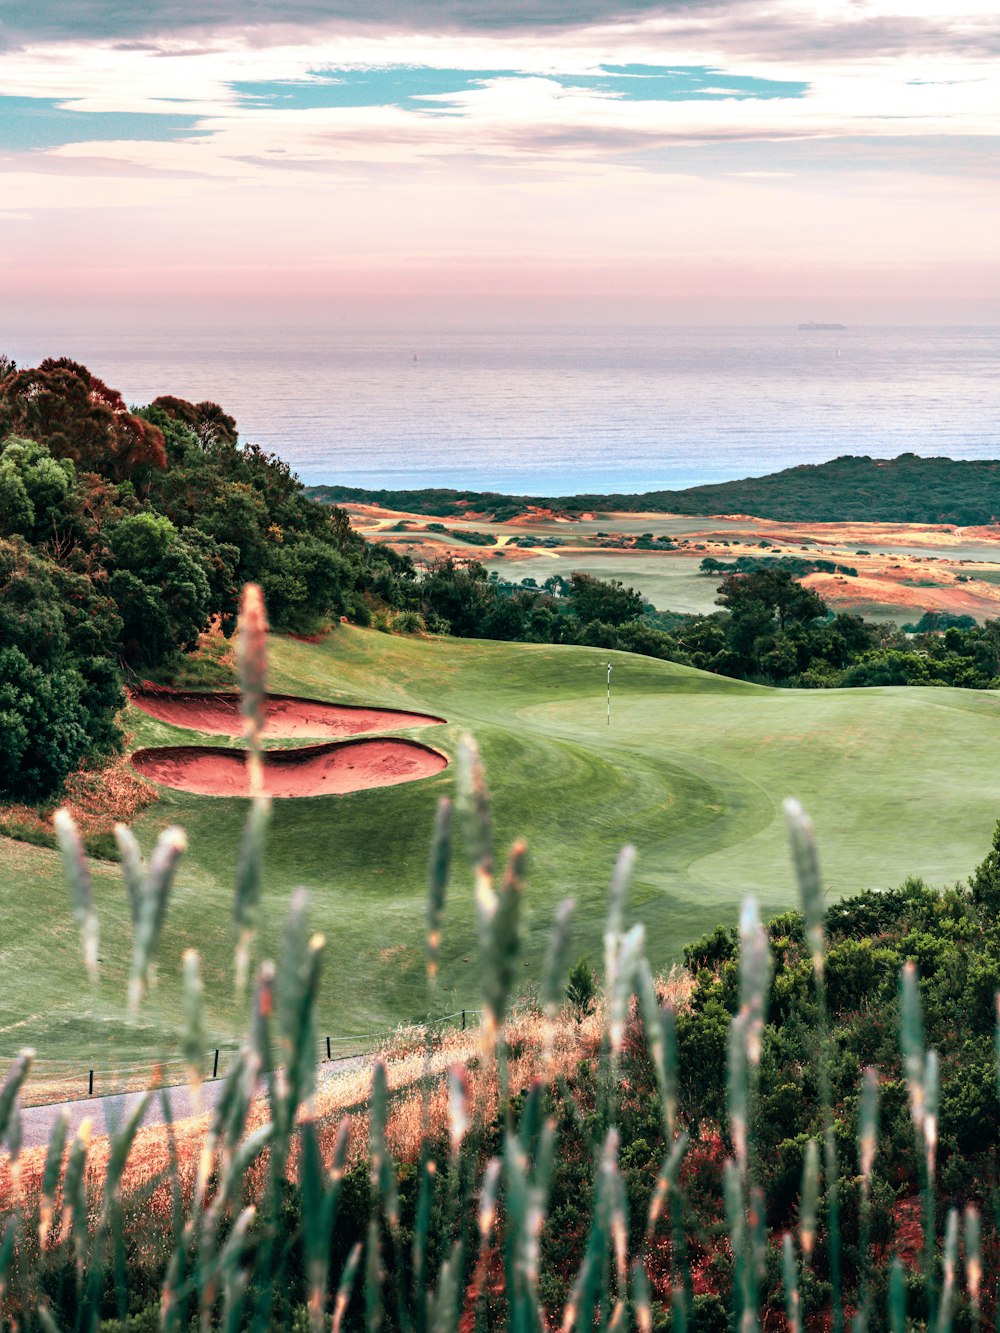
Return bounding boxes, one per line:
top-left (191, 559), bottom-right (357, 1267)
top-left (567, 573), bottom-right (645, 627)
top-left (838, 649), bottom-right (931, 688)
top-left (566, 958), bottom-right (597, 1019)
top-left (0, 435), bottom-right (75, 544)
top-left (420, 559), bottom-right (492, 638)
top-left (0, 536), bottom-right (124, 799)
top-left (0, 648), bottom-right (92, 802)
top-left (150, 395), bottom-right (238, 449)
top-left (713, 568), bottom-right (828, 679)
top-left (257, 538), bottom-right (355, 635)
top-left (716, 567), bottom-right (827, 633)
top-left (481, 592), bottom-right (530, 641)
top-left (970, 821), bottom-right (1000, 913)
top-left (0, 359), bottom-right (166, 483)
top-left (107, 512), bottom-right (213, 666)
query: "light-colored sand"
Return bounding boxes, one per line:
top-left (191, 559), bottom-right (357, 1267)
top-left (802, 569), bottom-right (1000, 618)
top-left (342, 502), bottom-right (1000, 622)
top-left (131, 738), bottom-right (448, 799)
top-left (131, 690), bottom-right (444, 738)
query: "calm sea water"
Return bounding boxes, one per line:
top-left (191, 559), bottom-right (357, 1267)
top-left (4, 324), bottom-right (998, 493)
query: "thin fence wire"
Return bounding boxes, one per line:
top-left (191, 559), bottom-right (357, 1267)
top-left (10, 1008), bottom-right (484, 1108)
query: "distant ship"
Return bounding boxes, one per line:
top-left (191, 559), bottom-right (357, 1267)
top-left (798, 321), bottom-right (846, 331)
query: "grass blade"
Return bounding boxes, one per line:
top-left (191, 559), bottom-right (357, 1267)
top-left (54, 808), bottom-right (99, 983)
top-left (783, 798), bottom-right (825, 978)
top-left (426, 796), bottom-right (451, 989)
top-left (129, 824), bottom-right (187, 1011)
top-left (114, 823), bottom-right (144, 929)
top-left (237, 582), bottom-right (269, 799)
top-left (782, 1233), bottom-right (801, 1333)
top-left (234, 795), bottom-right (271, 993)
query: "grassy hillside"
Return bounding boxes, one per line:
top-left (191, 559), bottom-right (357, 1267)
top-left (4, 624), bottom-right (1000, 1081)
top-left (309, 452), bottom-right (1000, 523)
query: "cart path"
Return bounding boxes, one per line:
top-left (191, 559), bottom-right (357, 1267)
top-left (18, 1055), bottom-right (371, 1151)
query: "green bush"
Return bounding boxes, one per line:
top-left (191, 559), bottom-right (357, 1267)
top-left (566, 957), bottom-right (597, 1017)
top-left (395, 609), bottom-right (426, 634)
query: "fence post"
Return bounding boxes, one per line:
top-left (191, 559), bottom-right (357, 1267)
top-left (212, 1049), bottom-right (219, 1079)
top-left (89, 1069), bottom-right (94, 1096)
top-left (462, 1009), bottom-right (466, 1031)
top-left (326, 1036), bottom-right (331, 1061)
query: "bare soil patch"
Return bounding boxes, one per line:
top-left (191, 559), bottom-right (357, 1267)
top-left (131, 689), bottom-right (445, 737)
top-left (131, 737), bottom-right (448, 798)
top-left (0, 751), bottom-right (158, 857)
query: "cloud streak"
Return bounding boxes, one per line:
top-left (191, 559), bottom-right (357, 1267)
top-left (0, 0), bottom-right (997, 316)
top-left (1, 0), bottom-right (724, 49)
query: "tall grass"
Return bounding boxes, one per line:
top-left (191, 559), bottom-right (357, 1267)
top-left (0, 583), bottom-right (994, 1330)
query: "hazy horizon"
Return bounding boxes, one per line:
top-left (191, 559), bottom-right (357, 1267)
top-left (6, 297), bottom-right (1000, 336)
top-left (6, 323), bottom-right (993, 495)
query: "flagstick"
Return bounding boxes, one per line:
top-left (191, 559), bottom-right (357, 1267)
top-left (607, 662), bottom-right (613, 726)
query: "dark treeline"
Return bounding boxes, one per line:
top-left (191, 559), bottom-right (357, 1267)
top-left (308, 451), bottom-right (1000, 524)
top-left (421, 560), bottom-right (1000, 691)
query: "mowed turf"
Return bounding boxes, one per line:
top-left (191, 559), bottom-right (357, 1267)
top-left (4, 625), bottom-right (1000, 1083)
top-left (481, 549), bottom-right (721, 615)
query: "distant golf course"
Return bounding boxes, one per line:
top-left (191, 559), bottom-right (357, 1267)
top-left (4, 624), bottom-right (1000, 1083)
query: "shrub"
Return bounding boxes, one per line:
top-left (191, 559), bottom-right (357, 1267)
top-left (395, 609), bottom-right (426, 634)
top-left (566, 957), bottom-right (597, 1017)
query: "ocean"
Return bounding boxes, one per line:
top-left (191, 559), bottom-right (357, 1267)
top-left (4, 323), bottom-right (998, 494)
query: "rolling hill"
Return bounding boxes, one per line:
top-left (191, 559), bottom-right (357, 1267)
top-left (308, 453), bottom-right (1000, 524)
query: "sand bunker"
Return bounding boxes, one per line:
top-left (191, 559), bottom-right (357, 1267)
top-left (131, 690), bottom-right (444, 738)
top-left (131, 738), bottom-right (448, 799)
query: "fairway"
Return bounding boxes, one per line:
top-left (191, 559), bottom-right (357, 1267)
top-left (481, 549), bottom-right (721, 614)
top-left (4, 625), bottom-right (1000, 1081)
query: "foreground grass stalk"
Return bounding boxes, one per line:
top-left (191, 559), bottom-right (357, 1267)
top-left (965, 1206), bottom-right (982, 1326)
top-left (782, 1233), bottom-right (802, 1333)
top-left (938, 1208), bottom-right (959, 1333)
top-left (237, 582), bottom-right (268, 801)
top-left (53, 808), bottom-right (99, 984)
top-left (785, 799), bottom-right (843, 1333)
top-left (235, 582), bottom-right (270, 993)
top-left (858, 1066), bottom-right (880, 1329)
top-left (600, 846), bottom-right (636, 1130)
top-left (901, 961), bottom-right (938, 1315)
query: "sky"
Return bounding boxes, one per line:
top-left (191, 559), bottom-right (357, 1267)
top-left (0, 0), bottom-right (998, 325)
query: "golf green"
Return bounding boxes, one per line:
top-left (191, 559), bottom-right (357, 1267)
top-left (3, 625), bottom-right (1000, 1077)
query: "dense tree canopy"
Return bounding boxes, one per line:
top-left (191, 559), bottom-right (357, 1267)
top-left (0, 537), bottom-right (123, 799)
top-left (0, 360), bottom-right (380, 800)
top-left (0, 358), bottom-right (166, 484)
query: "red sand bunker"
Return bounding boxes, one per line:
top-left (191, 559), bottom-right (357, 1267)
top-left (131, 738), bottom-right (448, 799)
top-left (131, 690), bottom-right (445, 738)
